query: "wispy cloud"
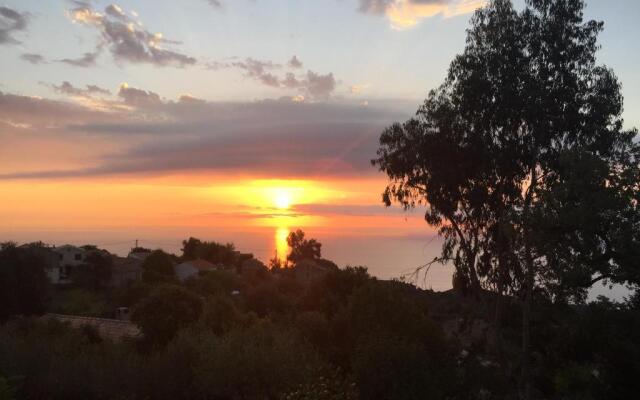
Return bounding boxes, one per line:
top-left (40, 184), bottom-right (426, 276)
top-left (358, 0), bottom-right (486, 29)
top-left (0, 6), bottom-right (29, 44)
top-left (292, 203), bottom-right (403, 217)
top-left (20, 53), bottom-right (46, 64)
top-left (0, 87), bottom-right (413, 180)
top-left (205, 0), bottom-right (223, 8)
top-left (67, 2), bottom-right (196, 67)
top-left (117, 83), bottom-right (162, 106)
top-left (209, 55), bottom-right (337, 99)
top-left (52, 81), bottom-right (111, 97)
top-left (232, 58), bottom-right (282, 87)
top-left (287, 55), bottom-right (303, 69)
top-left (58, 48), bottom-right (101, 67)
top-left (350, 83), bottom-right (371, 94)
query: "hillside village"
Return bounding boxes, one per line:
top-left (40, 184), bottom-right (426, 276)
top-left (0, 232), bottom-right (342, 346)
top-left (7, 232), bottom-right (339, 325)
top-left (18, 238), bottom-right (334, 289)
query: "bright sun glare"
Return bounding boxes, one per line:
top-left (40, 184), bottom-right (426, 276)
top-left (274, 189), bottom-right (292, 210)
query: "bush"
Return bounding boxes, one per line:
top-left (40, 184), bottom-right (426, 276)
top-left (0, 245), bottom-right (50, 321)
top-left (199, 294), bottom-right (244, 335)
top-left (131, 285), bottom-right (204, 346)
top-left (0, 376), bottom-right (15, 400)
top-left (353, 335), bottom-right (450, 400)
top-left (48, 288), bottom-right (109, 317)
top-left (192, 322), bottom-right (325, 399)
top-left (186, 269), bottom-right (243, 296)
top-left (141, 250), bottom-right (177, 284)
top-left (0, 318), bottom-right (143, 400)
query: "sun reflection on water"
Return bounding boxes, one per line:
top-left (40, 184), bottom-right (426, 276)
top-left (275, 226), bottom-right (290, 262)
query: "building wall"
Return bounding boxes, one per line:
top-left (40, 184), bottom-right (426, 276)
top-left (175, 263), bottom-right (199, 281)
top-left (54, 245), bottom-right (86, 267)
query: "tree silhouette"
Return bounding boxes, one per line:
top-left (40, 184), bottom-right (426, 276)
top-left (131, 284), bottom-right (203, 346)
top-left (0, 243), bottom-right (50, 321)
top-left (181, 237), bottom-right (237, 265)
top-left (287, 229), bottom-right (322, 265)
top-left (142, 250), bottom-right (177, 284)
top-left (373, 0), bottom-right (639, 398)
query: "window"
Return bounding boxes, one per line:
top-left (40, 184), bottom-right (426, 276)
top-left (74, 253), bottom-right (82, 261)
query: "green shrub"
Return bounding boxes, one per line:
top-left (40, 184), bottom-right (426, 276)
top-left (131, 284), bottom-right (204, 346)
top-left (192, 322), bottom-right (324, 399)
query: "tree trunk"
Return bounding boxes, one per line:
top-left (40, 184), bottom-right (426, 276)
top-left (520, 169), bottom-right (536, 400)
top-left (520, 238), bottom-right (534, 400)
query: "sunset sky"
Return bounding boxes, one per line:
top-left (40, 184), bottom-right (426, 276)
top-left (2, 0), bottom-right (640, 290)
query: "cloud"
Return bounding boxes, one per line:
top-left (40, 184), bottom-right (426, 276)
top-left (86, 84), bottom-right (111, 95)
top-left (204, 60), bottom-right (231, 70)
top-left (287, 55), bottom-right (303, 69)
top-left (178, 94), bottom-right (206, 104)
top-left (0, 6), bottom-right (29, 44)
top-left (358, 0), bottom-right (486, 29)
top-left (232, 58), bottom-right (282, 87)
top-left (205, 0), bottom-right (223, 8)
top-left (304, 71), bottom-right (336, 99)
top-left (350, 83), bottom-right (371, 94)
top-left (0, 89), bottom-right (414, 180)
top-left (52, 81), bottom-right (111, 97)
top-left (282, 72), bottom-right (300, 88)
top-left (280, 71), bottom-right (337, 99)
top-left (58, 49), bottom-right (101, 67)
top-left (0, 90), bottom-right (109, 128)
top-left (0, 122), bottom-right (383, 179)
top-left (67, 2), bottom-right (196, 67)
top-left (117, 83), bottom-right (162, 106)
top-left (104, 4), bottom-right (126, 19)
top-left (293, 203), bottom-right (403, 217)
top-left (359, 0), bottom-right (395, 14)
top-left (20, 53), bottom-right (46, 64)
top-left (225, 57), bottom-right (337, 98)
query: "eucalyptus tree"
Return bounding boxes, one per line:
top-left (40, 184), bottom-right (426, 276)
top-left (373, 0), bottom-right (639, 397)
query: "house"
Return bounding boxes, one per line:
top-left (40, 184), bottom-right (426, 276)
top-left (19, 242), bottom-right (87, 285)
top-left (51, 245), bottom-right (87, 284)
top-left (175, 258), bottom-right (217, 281)
top-left (127, 248), bottom-right (152, 261)
top-left (54, 244), bottom-right (86, 266)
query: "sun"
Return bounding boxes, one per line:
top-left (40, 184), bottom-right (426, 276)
top-left (274, 189), bottom-right (292, 210)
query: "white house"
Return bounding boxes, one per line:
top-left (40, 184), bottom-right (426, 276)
top-left (174, 259), bottom-right (217, 281)
top-left (52, 245), bottom-right (86, 284)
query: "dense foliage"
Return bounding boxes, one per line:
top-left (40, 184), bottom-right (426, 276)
top-left (141, 250), bottom-right (177, 284)
top-left (1, 261), bottom-right (639, 399)
top-left (0, 243), bottom-right (50, 322)
top-left (372, 0), bottom-right (640, 397)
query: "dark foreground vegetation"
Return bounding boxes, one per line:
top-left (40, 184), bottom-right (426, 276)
top-left (1, 235), bottom-right (640, 400)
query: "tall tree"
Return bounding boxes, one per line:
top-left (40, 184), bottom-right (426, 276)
top-left (0, 243), bottom-right (50, 321)
top-left (287, 229), bottom-right (322, 265)
top-left (373, 0), bottom-right (639, 398)
top-left (142, 250), bottom-right (177, 284)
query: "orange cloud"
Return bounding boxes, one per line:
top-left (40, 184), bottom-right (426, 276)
top-left (361, 0), bottom-right (487, 29)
